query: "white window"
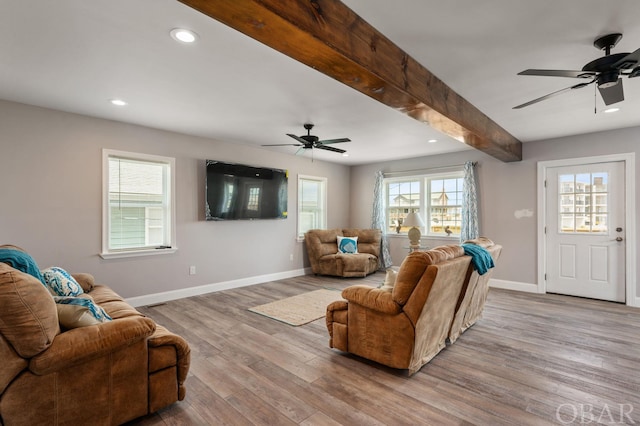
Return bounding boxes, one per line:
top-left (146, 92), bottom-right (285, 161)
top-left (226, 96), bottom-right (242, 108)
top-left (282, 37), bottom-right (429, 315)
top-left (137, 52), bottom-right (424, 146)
top-left (297, 175), bottom-right (327, 240)
top-left (101, 150), bottom-right (176, 258)
top-left (385, 171), bottom-right (463, 237)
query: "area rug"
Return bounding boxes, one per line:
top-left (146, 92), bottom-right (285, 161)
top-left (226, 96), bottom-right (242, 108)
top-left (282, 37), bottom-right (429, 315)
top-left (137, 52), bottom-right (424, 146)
top-left (248, 289), bottom-right (344, 326)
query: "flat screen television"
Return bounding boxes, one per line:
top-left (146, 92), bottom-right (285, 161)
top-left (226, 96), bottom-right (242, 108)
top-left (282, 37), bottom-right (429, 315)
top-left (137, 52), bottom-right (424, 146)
top-left (205, 160), bottom-right (288, 221)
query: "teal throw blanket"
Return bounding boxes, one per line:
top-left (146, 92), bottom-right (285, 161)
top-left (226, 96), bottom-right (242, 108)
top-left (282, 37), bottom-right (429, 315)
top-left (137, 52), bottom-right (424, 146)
top-left (0, 248), bottom-right (46, 284)
top-left (461, 244), bottom-right (494, 275)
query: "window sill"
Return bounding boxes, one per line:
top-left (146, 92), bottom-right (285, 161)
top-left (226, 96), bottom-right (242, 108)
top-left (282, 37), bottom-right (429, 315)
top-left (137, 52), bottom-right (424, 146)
top-left (99, 247), bottom-right (177, 260)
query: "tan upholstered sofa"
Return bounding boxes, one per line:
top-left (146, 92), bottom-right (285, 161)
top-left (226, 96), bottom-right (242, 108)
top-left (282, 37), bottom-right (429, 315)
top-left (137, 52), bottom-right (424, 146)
top-left (305, 228), bottom-right (382, 277)
top-left (0, 246), bottom-right (190, 425)
top-left (326, 239), bottom-right (501, 374)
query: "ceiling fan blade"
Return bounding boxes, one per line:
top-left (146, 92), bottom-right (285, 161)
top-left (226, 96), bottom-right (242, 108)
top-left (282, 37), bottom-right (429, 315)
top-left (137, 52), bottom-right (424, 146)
top-left (598, 80), bottom-right (624, 105)
top-left (316, 144), bottom-right (346, 154)
top-left (286, 133), bottom-right (308, 144)
top-left (261, 143), bottom-right (302, 147)
top-left (317, 138), bottom-right (351, 145)
top-left (518, 69), bottom-right (595, 79)
top-left (612, 48), bottom-right (640, 70)
top-left (513, 80), bottom-right (594, 109)
top-left (295, 147), bottom-right (306, 156)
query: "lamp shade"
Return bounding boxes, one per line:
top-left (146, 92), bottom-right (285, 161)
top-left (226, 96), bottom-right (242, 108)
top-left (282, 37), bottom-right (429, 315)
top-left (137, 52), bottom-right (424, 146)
top-left (403, 212), bottom-right (425, 228)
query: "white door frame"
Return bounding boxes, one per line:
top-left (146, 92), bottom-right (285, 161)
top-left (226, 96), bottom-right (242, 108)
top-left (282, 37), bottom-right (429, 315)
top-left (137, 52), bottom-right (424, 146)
top-left (537, 153), bottom-right (637, 307)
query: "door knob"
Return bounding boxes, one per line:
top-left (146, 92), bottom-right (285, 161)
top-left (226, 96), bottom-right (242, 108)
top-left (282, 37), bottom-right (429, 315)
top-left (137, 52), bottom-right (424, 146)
top-left (616, 227), bottom-right (623, 232)
top-left (615, 236), bottom-right (623, 242)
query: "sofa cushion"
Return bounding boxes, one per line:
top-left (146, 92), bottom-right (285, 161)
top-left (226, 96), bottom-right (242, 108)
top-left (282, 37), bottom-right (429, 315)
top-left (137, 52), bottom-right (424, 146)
top-left (0, 263), bottom-right (60, 358)
top-left (342, 228), bottom-right (382, 257)
top-left (337, 235), bottom-right (358, 254)
top-left (71, 273), bottom-right (95, 292)
top-left (42, 266), bottom-right (84, 297)
top-left (88, 285), bottom-right (145, 319)
top-left (392, 246), bottom-right (463, 306)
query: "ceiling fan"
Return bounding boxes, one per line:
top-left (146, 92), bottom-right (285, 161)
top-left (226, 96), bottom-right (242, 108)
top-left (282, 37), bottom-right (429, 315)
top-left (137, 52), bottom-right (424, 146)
top-left (262, 123), bottom-right (350, 155)
top-left (514, 33), bottom-right (640, 109)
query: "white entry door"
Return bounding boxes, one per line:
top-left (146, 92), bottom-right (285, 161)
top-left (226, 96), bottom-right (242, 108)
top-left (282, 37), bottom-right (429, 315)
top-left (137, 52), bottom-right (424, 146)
top-left (545, 161), bottom-right (625, 302)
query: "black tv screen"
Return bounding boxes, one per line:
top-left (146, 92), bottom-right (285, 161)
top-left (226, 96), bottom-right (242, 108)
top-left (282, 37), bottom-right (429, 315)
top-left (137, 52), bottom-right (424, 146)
top-left (205, 160), bottom-right (288, 221)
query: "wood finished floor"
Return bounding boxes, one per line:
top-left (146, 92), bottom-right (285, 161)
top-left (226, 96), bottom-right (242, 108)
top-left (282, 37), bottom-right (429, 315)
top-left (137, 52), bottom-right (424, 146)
top-left (130, 272), bottom-right (640, 425)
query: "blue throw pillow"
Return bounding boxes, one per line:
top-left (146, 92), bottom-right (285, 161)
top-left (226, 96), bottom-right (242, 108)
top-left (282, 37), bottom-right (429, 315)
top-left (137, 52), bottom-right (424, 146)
top-left (0, 248), bottom-right (46, 285)
top-left (337, 236), bottom-right (358, 254)
top-left (42, 267), bottom-right (84, 297)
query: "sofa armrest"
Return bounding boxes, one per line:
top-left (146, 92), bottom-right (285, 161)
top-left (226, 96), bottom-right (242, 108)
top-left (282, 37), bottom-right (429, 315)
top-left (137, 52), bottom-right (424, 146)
top-left (341, 285), bottom-right (402, 315)
top-left (71, 273), bottom-right (95, 292)
top-left (28, 317), bottom-right (156, 375)
top-left (148, 325), bottom-right (191, 389)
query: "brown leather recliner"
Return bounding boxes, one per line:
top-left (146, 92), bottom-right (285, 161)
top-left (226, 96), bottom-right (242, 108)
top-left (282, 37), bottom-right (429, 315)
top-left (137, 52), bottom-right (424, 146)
top-left (0, 248), bottom-right (190, 425)
top-left (326, 240), bottom-right (502, 374)
top-left (326, 244), bottom-right (472, 374)
top-left (305, 228), bottom-right (381, 277)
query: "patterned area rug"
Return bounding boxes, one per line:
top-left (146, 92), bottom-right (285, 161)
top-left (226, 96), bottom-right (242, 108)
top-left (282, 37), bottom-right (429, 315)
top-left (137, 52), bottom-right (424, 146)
top-left (248, 289), bottom-right (344, 326)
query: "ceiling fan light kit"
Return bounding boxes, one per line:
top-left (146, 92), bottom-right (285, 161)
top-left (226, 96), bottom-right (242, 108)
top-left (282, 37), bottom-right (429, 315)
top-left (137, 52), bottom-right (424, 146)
top-left (514, 33), bottom-right (640, 109)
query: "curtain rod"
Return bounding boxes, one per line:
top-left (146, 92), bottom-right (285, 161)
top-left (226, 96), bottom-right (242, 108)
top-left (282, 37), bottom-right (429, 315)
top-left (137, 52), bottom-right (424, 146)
top-left (383, 161), bottom-right (477, 177)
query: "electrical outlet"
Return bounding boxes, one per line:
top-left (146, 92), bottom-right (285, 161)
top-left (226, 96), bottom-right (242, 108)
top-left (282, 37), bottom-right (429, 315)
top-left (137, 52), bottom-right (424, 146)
top-left (189, 265), bottom-right (196, 275)
top-left (289, 253), bottom-right (294, 261)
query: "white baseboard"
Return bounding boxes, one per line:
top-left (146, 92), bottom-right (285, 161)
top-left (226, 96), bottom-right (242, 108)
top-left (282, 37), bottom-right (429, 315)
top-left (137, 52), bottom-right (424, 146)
top-left (632, 296), bottom-right (640, 308)
top-left (126, 267), bottom-right (311, 307)
top-left (489, 279), bottom-right (540, 293)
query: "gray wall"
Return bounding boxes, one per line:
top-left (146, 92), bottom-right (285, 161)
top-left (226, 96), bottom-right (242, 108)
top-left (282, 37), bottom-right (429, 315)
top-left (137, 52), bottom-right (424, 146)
top-left (3, 98), bottom-right (638, 300)
top-left (350, 126), bottom-right (639, 297)
top-left (0, 100), bottom-right (350, 298)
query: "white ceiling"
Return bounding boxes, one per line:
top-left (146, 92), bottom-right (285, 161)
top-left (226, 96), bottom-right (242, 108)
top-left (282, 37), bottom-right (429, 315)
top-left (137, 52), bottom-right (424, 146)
top-left (2, 0), bottom-right (640, 165)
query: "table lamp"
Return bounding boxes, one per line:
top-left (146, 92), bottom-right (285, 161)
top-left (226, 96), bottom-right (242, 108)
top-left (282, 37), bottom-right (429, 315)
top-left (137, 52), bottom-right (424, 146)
top-left (403, 212), bottom-right (425, 247)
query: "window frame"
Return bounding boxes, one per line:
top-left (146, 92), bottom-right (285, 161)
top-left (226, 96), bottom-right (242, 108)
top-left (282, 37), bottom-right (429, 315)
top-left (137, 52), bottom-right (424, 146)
top-left (297, 174), bottom-right (327, 241)
top-left (384, 170), bottom-right (464, 238)
top-left (101, 149), bottom-right (177, 259)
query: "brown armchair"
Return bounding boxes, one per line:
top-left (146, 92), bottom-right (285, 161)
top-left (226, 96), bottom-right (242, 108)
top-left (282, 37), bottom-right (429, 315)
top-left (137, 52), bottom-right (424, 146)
top-left (305, 228), bottom-right (381, 277)
top-left (0, 250), bottom-right (190, 425)
top-left (326, 245), bottom-right (472, 374)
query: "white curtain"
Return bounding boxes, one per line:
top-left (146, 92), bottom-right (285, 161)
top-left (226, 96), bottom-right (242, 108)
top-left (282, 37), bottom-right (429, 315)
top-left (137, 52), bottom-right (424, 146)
top-left (371, 170), bottom-right (393, 269)
top-left (461, 161), bottom-right (479, 241)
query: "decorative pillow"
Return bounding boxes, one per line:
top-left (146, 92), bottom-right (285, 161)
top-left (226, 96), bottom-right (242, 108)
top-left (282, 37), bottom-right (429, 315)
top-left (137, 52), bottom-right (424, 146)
top-left (380, 268), bottom-right (398, 292)
top-left (53, 296), bottom-right (112, 324)
top-left (57, 303), bottom-right (103, 329)
top-left (42, 267), bottom-right (83, 297)
top-left (0, 247), bottom-right (46, 285)
top-left (337, 236), bottom-right (358, 254)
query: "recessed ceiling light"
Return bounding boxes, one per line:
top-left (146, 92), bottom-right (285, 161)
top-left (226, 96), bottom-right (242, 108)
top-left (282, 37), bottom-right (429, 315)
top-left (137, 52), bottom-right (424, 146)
top-left (428, 139), bottom-right (437, 143)
top-left (110, 99), bottom-right (127, 107)
top-left (342, 153), bottom-right (349, 157)
top-left (170, 28), bottom-right (198, 43)
top-left (603, 107), bottom-right (620, 113)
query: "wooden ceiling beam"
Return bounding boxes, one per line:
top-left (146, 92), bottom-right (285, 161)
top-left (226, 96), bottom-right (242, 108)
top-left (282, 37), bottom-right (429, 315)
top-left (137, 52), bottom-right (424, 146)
top-left (179, 0), bottom-right (522, 162)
